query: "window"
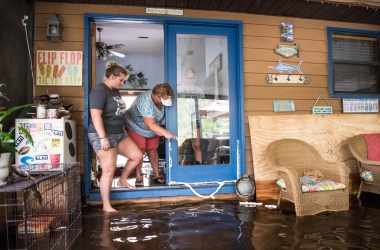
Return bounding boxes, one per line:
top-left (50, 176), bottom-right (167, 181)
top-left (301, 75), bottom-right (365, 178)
top-left (327, 27), bottom-right (380, 98)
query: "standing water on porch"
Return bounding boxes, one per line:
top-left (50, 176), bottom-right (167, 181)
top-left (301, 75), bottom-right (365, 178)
top-left (77, 194), bottom-right (380, 250)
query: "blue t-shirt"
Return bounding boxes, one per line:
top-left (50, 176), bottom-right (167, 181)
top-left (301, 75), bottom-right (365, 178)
top-left (88, 83), bottom-right (127, 134)
top-left (125, 90), bottom-right (165, 138)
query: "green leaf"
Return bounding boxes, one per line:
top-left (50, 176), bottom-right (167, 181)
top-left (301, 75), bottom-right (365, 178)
top-left (0, 131), bottom-right (12, 141)
top-left (0, 104), bottom-right (34, 154)
top-left (0, 104), bottom-right (31, 123)
top-left (18, 126), bottom-right (34, 147)
top-left (1, 141), bottom-right (15, 153)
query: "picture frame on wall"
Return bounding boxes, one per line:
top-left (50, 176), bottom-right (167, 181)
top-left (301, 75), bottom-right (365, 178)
top-left (280, 22), bottom-right (293, 42)
top-left (342, 99), bottom-right (379, 113)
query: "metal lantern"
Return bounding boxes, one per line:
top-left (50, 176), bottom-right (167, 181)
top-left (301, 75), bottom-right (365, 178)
top-left (46, 14), bottom-right (63, 42)
top-left (235, 175), bottom-right (256, 202)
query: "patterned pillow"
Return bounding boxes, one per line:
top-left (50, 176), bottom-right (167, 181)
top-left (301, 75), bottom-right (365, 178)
top-left (276, 178), bottom-right (286, 189)
top-left (276, 176), bottom-right (346, 193)
top-left (301, 179), bottom-right (346, 193)
top-left (360, 170), bottom-right (374, 183)
top-left (276, 176), bottom-right (317, 189)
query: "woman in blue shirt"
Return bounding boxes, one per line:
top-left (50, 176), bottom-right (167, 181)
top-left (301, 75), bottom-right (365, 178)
top-left (125, 83), bottom-right (177, 186)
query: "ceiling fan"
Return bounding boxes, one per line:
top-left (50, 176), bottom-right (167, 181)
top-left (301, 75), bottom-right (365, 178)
top-left (95, 27), bottom-right (126, 60)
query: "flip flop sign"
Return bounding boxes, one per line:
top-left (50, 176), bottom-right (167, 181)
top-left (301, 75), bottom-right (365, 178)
top-left (36, 50), bottom-right (82, 86)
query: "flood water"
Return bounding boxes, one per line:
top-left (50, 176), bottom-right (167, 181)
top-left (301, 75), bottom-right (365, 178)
top-left (76, 193), bottom-right (380, 250)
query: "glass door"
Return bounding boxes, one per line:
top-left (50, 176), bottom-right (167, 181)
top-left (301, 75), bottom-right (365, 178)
top-left (166, 22), bottom-right (243, 184)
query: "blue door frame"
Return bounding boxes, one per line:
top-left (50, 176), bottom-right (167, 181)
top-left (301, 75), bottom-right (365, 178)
top-left (83, 14), bottom-right (244, 201)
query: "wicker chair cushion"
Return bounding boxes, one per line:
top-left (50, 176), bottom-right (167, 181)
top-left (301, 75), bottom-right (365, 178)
top-left (360, 170), bottom-right (374, 183)
top-left (276, 176), bottom-right (346, 193)
top-left (362, 134), bottom-right (380, 161)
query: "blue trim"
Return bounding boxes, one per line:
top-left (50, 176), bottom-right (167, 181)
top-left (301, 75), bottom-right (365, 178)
top-left (83, 16), bottom-right (91, 198)
top-left (237, 22), bottom-right (245, 176)
top-left (84, 13), bottom-right (244, 201)
top-left (89, 183), bottom-right (236, 200)
top-left (84, 13), bottom-right (241, 26)
top-left (327, 27), bottom-right (380, 99)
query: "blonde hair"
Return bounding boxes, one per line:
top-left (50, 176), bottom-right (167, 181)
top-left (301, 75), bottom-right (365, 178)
top-left (105, 61), bottom-right (129, 79)
top-left (152, 83), bottom-right (174, 99)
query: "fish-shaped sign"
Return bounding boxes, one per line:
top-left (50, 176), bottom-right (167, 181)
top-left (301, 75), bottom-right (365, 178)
top-left (268, 60), bottom-right (303, 74)
top-left (275, 44), bottom-right (299, 58)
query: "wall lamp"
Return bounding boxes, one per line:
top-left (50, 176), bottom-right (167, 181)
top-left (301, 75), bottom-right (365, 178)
top-left (46, 14), bottom-right (63, 42)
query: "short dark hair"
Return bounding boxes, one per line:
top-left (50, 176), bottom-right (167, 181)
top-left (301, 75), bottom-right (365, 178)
top-left (152, 83), bottom-right (174, 98)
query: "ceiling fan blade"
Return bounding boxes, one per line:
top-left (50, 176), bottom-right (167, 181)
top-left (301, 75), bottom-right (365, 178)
top-left (109, 50), bottom-right (125, 58)
top-left (107, 44), bottom-right (126, 50)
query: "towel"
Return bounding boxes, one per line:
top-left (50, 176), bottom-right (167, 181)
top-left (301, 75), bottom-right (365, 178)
top-left (362, 134), bottom-right (380, 161)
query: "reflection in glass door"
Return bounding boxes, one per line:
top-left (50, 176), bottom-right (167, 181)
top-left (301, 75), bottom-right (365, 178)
top-left (166, 22), bottom-right (243, 184)
top-left (177, 35), bottom-right (230, 166)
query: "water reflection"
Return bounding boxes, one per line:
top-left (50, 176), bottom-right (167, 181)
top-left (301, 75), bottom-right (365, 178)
top-left (78, 194), bottom-right (380, 250)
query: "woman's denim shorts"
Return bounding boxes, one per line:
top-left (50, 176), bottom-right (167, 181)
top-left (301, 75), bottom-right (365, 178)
top-left (88, 132), bottom-right (127, 151)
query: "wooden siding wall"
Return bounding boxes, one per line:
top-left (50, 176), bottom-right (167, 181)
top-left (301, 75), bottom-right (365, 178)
top-left (34, 2), bottom-right (380, 176)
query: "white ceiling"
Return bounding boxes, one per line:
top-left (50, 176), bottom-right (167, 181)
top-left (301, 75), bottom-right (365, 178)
top-left (95, 22), bottom-right (164, 54)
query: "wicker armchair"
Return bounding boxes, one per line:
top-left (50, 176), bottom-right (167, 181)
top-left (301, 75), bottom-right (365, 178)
top-left (265, 138), bottom-right (349, 216)
top-left (348, 135), bottom-right (380, 198)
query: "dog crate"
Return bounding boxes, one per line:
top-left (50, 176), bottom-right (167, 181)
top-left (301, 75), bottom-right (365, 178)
top-left (0, 163), bottom-right (82, 249)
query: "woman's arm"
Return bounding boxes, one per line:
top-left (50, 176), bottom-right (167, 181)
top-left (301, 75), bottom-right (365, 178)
top-left (90, 109), bottom-right (107, 138)
top-left (143, 117), bottom-right (176, 139)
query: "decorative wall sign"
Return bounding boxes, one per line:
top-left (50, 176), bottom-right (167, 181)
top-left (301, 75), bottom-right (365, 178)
top-left (273, 100), bottom-right (295, 112)
top-left (275, 44), bottom-right (299, 58)
top-left (342, 99), bottom-right (379, 113)
top-left (36, 50), bottom-right (83, 86)
top-left (280, 22), bottom-right (293, 42)
top-left (312, 94), bottom-right (333, 114)
top-left (146, 8), bottom-right (183, 15)
top-left (266, 74), bottom-right (309, 84)
top-left (268, 60), bottom-right (303, 74)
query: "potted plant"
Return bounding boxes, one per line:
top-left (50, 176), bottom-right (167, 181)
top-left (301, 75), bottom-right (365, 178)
top-left (0, 83), bottom-right (33, 185)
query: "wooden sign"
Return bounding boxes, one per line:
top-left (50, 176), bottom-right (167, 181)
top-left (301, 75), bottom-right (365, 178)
top-left (343, 99), bottom-right (379, 113)
top-left (275, 44), bottom-right (299, 58)
top-left (273, 100), bottom-right (295, 112)
top-left (36, 50), bottom-right (83, 86)
top-left (312, 95), bottom-right (333, 114)
top-left (266, 74), bottom-right (309, 84)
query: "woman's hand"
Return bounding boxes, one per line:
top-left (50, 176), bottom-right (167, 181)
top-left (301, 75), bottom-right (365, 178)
top-left (164, 131), bottom-right (177, 140)
top-left (101, 137), bottom-right (110, 151)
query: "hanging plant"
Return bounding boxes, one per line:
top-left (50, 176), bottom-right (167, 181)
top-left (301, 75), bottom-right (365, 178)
top-left (0, 83), bottom-right (33, 154)
top-left (124, 64), bottom-right (148, 88)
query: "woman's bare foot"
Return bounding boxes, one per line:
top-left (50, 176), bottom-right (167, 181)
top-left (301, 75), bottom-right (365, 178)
top-left (117, 180), bottom-right (136, 189)
top-left (103, 207), bottom-right (118, 213)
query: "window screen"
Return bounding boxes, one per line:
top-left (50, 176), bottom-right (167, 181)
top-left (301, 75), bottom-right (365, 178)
top-left (330, 31), bottom-right (380, 96)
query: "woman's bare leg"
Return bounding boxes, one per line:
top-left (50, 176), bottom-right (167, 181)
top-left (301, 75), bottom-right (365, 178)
top-left (96, 148), bottom-right (118, 212)
top-left (118, 137), bottom-right (143, 188)
top-left (147, 149), bottom-right (161, 179)
top-left (135, 153), bottom-right (144, 181)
